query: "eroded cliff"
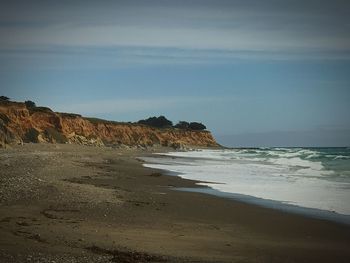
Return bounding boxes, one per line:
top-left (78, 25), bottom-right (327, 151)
top-left (0, 101), bottom-right (219, 148)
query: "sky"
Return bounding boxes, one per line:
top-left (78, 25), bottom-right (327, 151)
top-left (0, 0), bottom-right (349, 147)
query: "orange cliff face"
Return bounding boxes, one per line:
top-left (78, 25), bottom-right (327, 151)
top-left (0, 101), bottom-right (219, 148)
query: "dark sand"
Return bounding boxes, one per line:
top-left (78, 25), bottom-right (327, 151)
top-left (0, 144), bottom-right (350, 262)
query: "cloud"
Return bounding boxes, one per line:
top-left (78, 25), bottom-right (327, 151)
top-left (1, 45), bottom-right (349, 72)
top-left (1, 23), bottom-right (349, 53)
top-left (0, 0), bottom-right (349, 64)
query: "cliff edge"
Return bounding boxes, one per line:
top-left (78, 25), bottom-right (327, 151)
top-left (0, 100), bottom-right (219, 148)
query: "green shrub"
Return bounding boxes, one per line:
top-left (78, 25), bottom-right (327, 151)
top-left (189, 122), bottom-right (206, 130)
top-left (25, 100), bottom-right (36, 108)
top-left (174, 121), bottom-right (190, 129)
top-left (44, 127), bottom-right (68, 143)
top-left (0, 96), bottom-right (10, 101)
top-left (24, 128), bottom-right (40, 143)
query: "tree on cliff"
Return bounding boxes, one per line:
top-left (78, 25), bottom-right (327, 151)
top-left (0, 96), bottom-right (10, 101)
top-left (138, 116), bottom-right (173, 128)
top-left (174, 121), bottom-right (190, 129)
top-left (189, 122), bottom-right (206, 130)
top-left (25, 100), bottom-right (36, 108)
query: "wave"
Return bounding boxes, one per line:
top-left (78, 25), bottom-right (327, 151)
top-left (333, 155), bottom-right (350, 160)
top-left (144, 148), bottom-right (350, 216)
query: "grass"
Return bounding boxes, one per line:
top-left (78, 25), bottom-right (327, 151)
top-left (28, 106), bottom-right (53, 115)
top-left (58, 112), bottom-right (82, 118)
top-left (84, 117), bottom-right (133, 126)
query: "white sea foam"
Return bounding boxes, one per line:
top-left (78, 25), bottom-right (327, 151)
top-left (334, 155), bottom-right (350, 160)
top-left (144, 149), bottom-right (350, 215)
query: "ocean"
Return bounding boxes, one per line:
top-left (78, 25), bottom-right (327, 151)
top-left (142, 147), bottom-right (350, 224)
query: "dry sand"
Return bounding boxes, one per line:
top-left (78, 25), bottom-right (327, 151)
top-left (0, 144), bottom-right (350, 262)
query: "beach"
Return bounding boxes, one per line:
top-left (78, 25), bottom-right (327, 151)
top-left (1, 144), bottom-right (350, 263)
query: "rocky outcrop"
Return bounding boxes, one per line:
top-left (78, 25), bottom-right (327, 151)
top-left (0, 101), bottom-right (219, 148)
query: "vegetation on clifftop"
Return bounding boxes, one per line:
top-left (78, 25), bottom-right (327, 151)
top-left (138, 116), bottom-right (173, 128)
top-left (138, 116), bottom-right (207, 131)
top-left (0, 96), bottom-right (10, 101)
top-left (1, 97), bottom-right (208, 131)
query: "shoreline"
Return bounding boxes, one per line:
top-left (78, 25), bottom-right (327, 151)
top-left (142, 148), bottom-right (350, 223)
top-left (1, 144), bottom-right (350, 262)
top-left (175, 187), bottom-right (350, 226)
top-left (140, 155), bottom-right (350, 226)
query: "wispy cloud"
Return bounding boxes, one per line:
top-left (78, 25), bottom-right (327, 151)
top-left (1, 23), bottom-right (348, 53)
top-left (0, 0), bottom-right (349, 66)
top-left (1, 45), bottom-right (349, 71)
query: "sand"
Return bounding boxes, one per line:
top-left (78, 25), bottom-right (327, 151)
top-left (0, 144), bottom-right (350, 262)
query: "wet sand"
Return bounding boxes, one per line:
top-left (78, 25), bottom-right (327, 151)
top-left (0, 144), bottom-right (350, 262)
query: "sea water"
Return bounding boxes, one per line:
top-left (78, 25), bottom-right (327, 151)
top-left (142, 148), bottom-right (350, 224)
